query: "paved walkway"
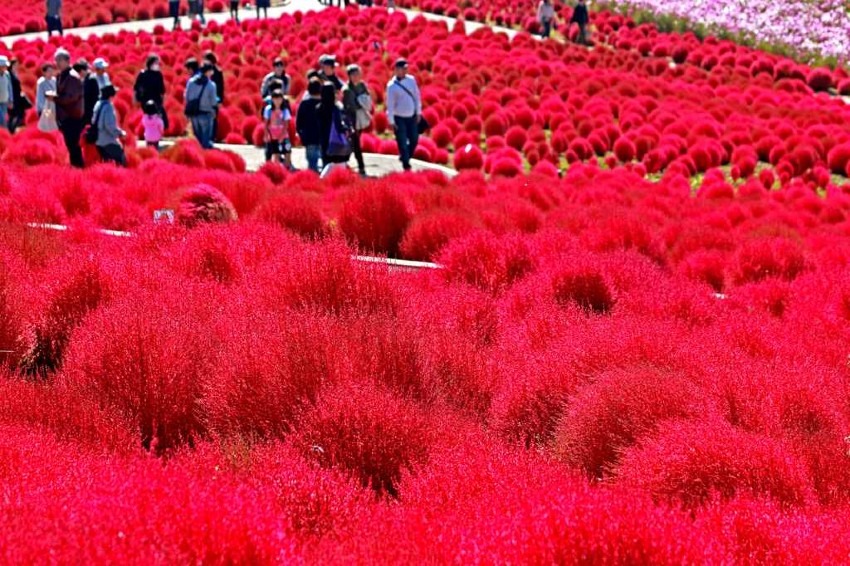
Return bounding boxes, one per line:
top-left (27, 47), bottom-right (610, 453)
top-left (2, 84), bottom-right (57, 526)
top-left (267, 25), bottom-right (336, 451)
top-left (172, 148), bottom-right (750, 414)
top-left (151, 140), bottom-right (457, 176)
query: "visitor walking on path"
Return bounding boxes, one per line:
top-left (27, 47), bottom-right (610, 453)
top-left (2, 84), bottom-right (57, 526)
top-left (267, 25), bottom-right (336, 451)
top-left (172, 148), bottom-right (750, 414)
top-left (46, 0), bottom-right (63, 37)
top-left (342, 64), bottom-right (372, 177)
top-left (263, 89), bottom-right (293, 169)
top-left (93, 58), bottom-right (111, 90)
top-left (188, 0), bottom-right (206, 25)
top-left (78, 59), bottom-right (100, 126)
top-left (537, 0), bottom-right (557, 38)
top-left (8, 59), bottom-right (29, 133)
top-left (570, 0), bottom-right (589, 45)
top-left (184, 61), bottom-right (218, 149)
top-left (296, 78), bottom-right (323, 173)
top-left (169, 0), bottom-right (181, 30)
top-left (36, 63), bottom-right (56, 116)
top-left (203, 51), bottom-right (224, 141)
top-left (256, 0), bottom-right (270, 19)
top-left (386, 58), bottom-right (422, 171)
top-left (261, 57), bottom-right (290, 99)
top-left (317, 54), bottom-right (343, 91)
top-left (142, 100), bottom-right (164, 149)
top-left (0, 57), bottom-right (14, 131)
top-left (91, 85), bottom-right (127, 166)
top-left (134, 54), bottom-right (169, 130)
top-left (54, 48), bottom-right (85, 168)
top-left (230, 0), bottom-right (240, 22)
top-left (317, 82), bottom-right (351, 176)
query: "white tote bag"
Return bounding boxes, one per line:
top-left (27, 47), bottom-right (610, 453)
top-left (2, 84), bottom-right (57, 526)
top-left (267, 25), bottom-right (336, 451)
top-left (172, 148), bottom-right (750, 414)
top-left (38, 100), bottom-right (58, 133)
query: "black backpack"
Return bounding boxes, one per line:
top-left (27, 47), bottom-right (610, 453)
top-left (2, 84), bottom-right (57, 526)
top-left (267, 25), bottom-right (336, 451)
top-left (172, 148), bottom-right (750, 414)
top-left (84, 103), bottom-right (104, 144)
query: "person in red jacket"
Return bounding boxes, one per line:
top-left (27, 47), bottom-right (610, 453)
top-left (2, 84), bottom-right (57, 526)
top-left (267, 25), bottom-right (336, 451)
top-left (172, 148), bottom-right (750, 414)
top-left (54, 48), bottom-right (84, 168)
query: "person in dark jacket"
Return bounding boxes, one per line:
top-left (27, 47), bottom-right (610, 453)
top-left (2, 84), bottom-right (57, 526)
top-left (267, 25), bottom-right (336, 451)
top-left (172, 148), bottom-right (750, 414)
top-left (46, 0), bottom-right (63, 37)
top-left (317, 82), bottom-right (349, 171)
top-left (570, 0), bottom-right (589, 45)
top-left (203, 51), bottom-right (224, 141)
top-left (342, 64), bottom-right (372, 177)
top-left (8, 59), bottom-right (27, 133)
top-left (54, 48), bottom-right (85, 168)
top-left (77, 59), bottom-right (100, 126)
top-left (134, 53), bottom-right (168, 131)
top-left (317, 54), bottom-right (343, 91)
top-left (296, 78), bottom-right (323, 173)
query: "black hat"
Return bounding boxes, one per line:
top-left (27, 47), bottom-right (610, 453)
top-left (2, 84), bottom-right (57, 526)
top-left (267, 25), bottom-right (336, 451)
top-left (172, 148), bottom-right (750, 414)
top-left (201, 62), bottom-right (215, 74)
top-left (100, 84), bottom-right (117, 98)
top-left (394, 58), bottom-right (408, 69)
top-left (319, 54), bottom-right (337, 67)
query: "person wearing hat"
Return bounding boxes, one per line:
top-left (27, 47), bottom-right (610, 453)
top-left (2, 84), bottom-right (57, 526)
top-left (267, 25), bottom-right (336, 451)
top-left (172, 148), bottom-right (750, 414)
top-left (317, 55), bottom-right (343, 92)
top-left (261, 57), bottom-right (290, 100)
top-left (93, 58), bottom-right (111, 90)
top-left (46, 0), bottom-right (63, 37)
top-left (184, 62), bottom-right (218, 149)
top-left (91, 84), bottom-right (126, 166)
top-left (0, 57), bottom-right (14, 131)
top-left (54, 48), bottom-right (85, 167)
top-left (342, 64), bottom-right (372, 177)
top-left (386, 58), bottom-right (422, 171)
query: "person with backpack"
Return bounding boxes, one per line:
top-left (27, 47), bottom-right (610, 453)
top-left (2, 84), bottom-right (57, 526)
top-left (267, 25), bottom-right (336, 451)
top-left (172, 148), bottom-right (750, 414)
top-left (134, 54), bottom-right (168, 131)
top-left (317, 82), bottom-right (350, 177)
top-left (46, 0), bottom-right (63, 37)
top-left (386, 58), bottom-right (422, 172)
top-left (263, 89), bottom-right (293, 170)
top-left (54, 48), bottom-right (85, 167)
top-left (261, 57), bottom-right (290, 100)
top-left (570, 0), bottom-right (590, 45)
top-left (90, 85), bottom-right (126, 166)
top-left (296, 78), bottom-right (323, 173)
top-left (184, 61), bottom-right (218, 149)
top-left (537, 0), bottom-right (557, 38)
top-left (342, 64), bottom-right (372, 177)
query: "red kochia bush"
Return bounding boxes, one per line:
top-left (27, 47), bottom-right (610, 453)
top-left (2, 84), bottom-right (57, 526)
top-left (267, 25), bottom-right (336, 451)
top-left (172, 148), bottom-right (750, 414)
top-left (336, 181), bottom-right (413, 255)
top-left (399, 209), bottom-right (479, 261)
top-left (616, 419), bottom-right (816, 509)
top-left (549, 262), bottom-right (615, 314)
top-left (827, 143), bottom-right (850, 175)
top-left (554, 369), bottom-right (701, 478)
top-left (439, 232), bottom-right (535, 294)
top-left (61, 283), bottom-right (220, 453)
top-left (256, 191), bottom-right (324, 237)
top-left (175, 184), bottom-right (238, 227)
top-left (294, 383), bottom-right (433, 498)
top-left (729, 237), bottom-right (806, 285)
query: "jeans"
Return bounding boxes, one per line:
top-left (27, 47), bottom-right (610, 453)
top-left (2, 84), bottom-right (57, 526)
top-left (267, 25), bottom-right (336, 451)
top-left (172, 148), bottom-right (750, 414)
top-left (351, 130), bottom-right (366, 173)
top-left (97, 143), bottom-right (126, 166)
top-left (575, 23), bottom-right (588, 44)
top-left (305, 144), bottom-right (322, 173)
top-left (190, 113), bottom-right (214, 149)
top-left (394, 115), bottom-right (419, 170)
top-left (0, 103), bottom-right (9, 129)
top-left (541, 19), bottom-right (552, 38)
top-left (59, 118), bottom-right (85, 168)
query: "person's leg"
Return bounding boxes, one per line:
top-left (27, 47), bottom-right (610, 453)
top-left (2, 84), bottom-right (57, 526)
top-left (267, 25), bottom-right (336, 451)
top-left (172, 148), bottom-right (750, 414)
top-left (351, 130), bottom-right (366, 174)
top-left (98, 144), bottom-right (126, 166)
top-left (265, 142), bottom-right (273, 162)
top-left (202, 114), bottom-right (215, 148)
top-left (394, 116), bottom-right (410, 169)
top-left (61, 119), bottom-right (85, 168)
top-left (160, 106), bottom-right (170, 132)
top-left (306, 145), bottom-right (320, 172)
top-left (408, 117), bottom-right (420, 167)
top-left (579, 23), bottom-right (587, 44)
top-left (0, 103), bottom-right (8, 130)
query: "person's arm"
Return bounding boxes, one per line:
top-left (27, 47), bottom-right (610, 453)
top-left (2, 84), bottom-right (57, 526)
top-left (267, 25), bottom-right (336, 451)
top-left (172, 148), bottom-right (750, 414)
top-left (101, 104), bottom-right (122, 139)
top-left (537, 2), bottom-right (543, 21)
top-left (386, 83), bottom-right (395, 126)
top-left (206, 82), bottom-right (218, 111)
top-left (411, 78), bottom-right (422, 117)
top-left (295, 104), bottom-right (305, 137)
top-left (260, 74), bottom-right (269, 99)
top-left (263, 106), bottom-right (271, 140)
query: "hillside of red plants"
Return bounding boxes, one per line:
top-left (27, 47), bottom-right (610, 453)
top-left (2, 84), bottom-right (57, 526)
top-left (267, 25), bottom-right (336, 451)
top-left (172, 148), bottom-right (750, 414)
top-left (4, 8), bottom-right (850, 183)
top-left (4, 152), bottom-right (850, 559)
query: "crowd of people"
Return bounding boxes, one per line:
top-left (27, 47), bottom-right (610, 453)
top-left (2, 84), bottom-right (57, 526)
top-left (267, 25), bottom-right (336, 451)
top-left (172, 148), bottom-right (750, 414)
top-left (17, 45), bottom-right (426, 175)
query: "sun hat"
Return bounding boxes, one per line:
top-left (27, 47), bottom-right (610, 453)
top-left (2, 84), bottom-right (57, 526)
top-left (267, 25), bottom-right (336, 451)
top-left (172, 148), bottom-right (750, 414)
top-left (93, 58), bottom-right (109, 70)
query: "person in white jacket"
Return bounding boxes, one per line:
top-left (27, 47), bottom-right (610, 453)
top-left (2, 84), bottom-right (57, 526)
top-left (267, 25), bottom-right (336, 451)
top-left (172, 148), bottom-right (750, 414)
top-left (385, 58), bottom-right (422, 171)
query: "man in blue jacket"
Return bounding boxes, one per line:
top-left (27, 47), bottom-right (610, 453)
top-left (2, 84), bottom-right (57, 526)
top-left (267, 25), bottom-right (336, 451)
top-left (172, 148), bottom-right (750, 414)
top-left (184, 61), bottom-right (218, 149)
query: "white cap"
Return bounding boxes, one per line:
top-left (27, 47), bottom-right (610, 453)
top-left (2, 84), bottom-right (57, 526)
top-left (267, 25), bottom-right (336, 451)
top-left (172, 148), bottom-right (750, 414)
top-left (93, 57), bottom-right (109, 70)
top-left (0, 56), bottom-right (10, 67)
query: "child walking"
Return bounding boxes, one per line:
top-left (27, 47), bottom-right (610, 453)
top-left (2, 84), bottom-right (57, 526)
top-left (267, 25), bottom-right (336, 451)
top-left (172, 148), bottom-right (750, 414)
top-left (142, 100), bottom-right (164, 149)
top-left (264, 89), bottom-right (293, 170)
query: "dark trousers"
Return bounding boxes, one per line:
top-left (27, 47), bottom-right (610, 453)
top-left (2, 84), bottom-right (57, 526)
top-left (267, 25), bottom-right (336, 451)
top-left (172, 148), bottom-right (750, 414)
top-left (59, 118), bottom-right (84, 168)
top-left (97, 143), bottom-right (126, 167)
top-left (541, 18), bottom-right (552, 38)
top-left (46, 15), bottom-right (63, 35)
top-left (393, 116), bottom-right (418, 170)
top-left (575, 22), bottom-right (588, 44)
top-left (351, 130), bottom-right (366, 173)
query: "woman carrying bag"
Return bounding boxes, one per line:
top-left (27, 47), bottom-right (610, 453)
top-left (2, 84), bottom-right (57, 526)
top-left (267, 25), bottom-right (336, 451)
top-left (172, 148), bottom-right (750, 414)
top-left (342, 64), bottom-right (372, 177)
top-left (318, 82), bottom-right (352, 178)
top-left (38, 89), bottom-right (58, 132)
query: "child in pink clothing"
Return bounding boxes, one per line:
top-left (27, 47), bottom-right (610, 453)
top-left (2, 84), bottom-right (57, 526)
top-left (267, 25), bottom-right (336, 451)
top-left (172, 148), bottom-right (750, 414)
top-left (142, 100), bottom-right (165, 149)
